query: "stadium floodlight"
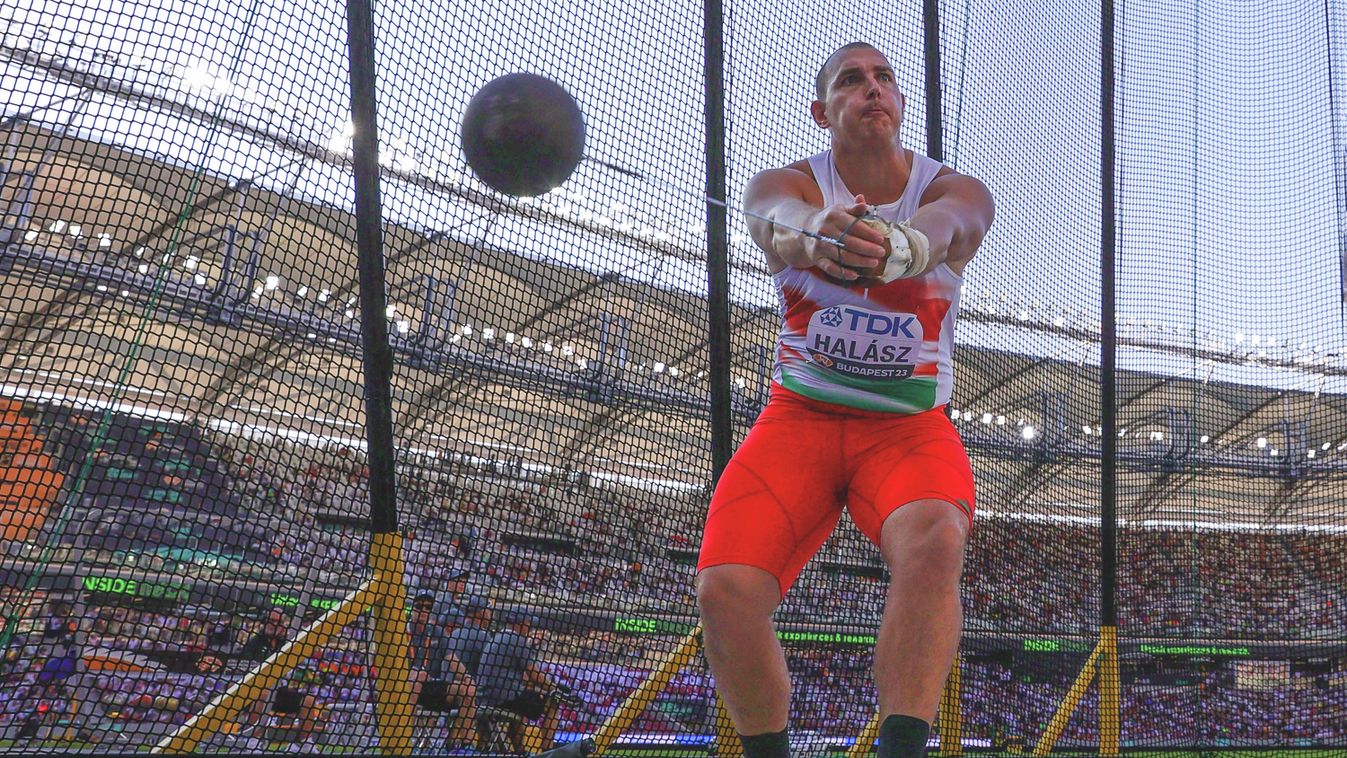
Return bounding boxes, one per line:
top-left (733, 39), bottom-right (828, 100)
top-left (1256, 437), bottom-right (1268, 448)
top-left (1021, 426), bottom-right (1037, 440)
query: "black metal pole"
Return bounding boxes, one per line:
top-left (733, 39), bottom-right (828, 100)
top-left (1326, 0), bottom-right (1347, 302)
top-left (345, 0), bottom-right (400, 534)
top-left (1100, 0), bottom-right (1118, 628)
top-left (704, 0), bottom-right (732, 483)
top-left (922, 0), bottom-right (945, 162)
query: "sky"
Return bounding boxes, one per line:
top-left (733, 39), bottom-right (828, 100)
top-left (3, 0), bottom-right (1346, 393)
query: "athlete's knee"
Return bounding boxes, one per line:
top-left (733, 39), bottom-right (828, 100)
top-left (696, 564), bottom-right (781, 622)
top-left (881, 501), bottom-right (968, 575)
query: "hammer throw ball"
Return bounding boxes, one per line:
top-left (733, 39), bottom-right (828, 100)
top-left (460, 73), bottom-right (586, 197)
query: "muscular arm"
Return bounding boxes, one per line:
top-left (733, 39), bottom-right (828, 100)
top-left (743, 166), bottom-right (888, 280)
top-left (908, 172), bottom-right (995, 276)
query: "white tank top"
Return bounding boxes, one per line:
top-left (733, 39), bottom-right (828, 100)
top-left (770, 149), bottom-right (963, 413)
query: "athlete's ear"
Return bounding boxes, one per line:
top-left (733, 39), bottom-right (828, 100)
top-left (811, 100), bottom-right (829, 129)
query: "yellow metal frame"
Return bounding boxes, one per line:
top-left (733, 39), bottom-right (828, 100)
top-left (1031, 626), bottom-right (1120, 757)
top-left (846, 657), bottom-right (962, 758)
top-left (846, 713), bottom-right (881, 758)
top-left (713, 693), bottom-right (743, 758)
top-left (592, 625), bottom-right (705, 754)
top-left (939, 652), bottom-right (963, 756)
top-left (155, 532), bottom-right (415, 754)
top-left (1098, 626), bottom-right (1120, 755)
top-left (156, 568), bottom-right (1123, 757)
top-left (593, 626), bottom-right (976, 758)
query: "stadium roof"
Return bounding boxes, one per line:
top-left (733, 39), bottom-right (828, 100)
top-left (3, 122), bottom-right (1346, 528)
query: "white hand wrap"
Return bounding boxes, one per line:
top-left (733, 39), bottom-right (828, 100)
top-left (860, 217), bottom-right (931, 282)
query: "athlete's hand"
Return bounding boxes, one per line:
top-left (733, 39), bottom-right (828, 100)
top-left (805, 195), bottom-right (889, 281)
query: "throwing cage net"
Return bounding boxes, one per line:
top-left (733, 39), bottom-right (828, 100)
top-left (0, 0), bottom-right (1345, 754)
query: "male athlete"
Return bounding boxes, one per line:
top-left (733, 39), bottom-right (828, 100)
top-left (696, 42), bottom-right (994, 758)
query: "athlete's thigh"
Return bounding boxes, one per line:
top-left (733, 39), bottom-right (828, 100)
top-left (698, 411), bottom-right (846, 594)
top-left (845, 408), bottom-right (975, 545)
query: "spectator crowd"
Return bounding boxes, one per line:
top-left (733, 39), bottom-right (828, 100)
top-left (0, 400), bottom-right (1342, 751)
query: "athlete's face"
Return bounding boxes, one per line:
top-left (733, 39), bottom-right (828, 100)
top-left (812, 47), bottom-right (905, 141)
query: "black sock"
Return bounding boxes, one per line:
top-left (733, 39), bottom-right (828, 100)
top-left (739, 728), bottom-right (790, 758)
top-left (877, 714), bottom-right (930, 758)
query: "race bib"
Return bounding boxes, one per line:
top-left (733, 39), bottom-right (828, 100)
top-left (806, 305), bottom-right (923, 379)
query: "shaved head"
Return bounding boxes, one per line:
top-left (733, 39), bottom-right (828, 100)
top-left (815, 42), bottom-right (885, 101)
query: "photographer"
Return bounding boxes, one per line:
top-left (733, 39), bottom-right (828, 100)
top-left (477, 609), bottom-right (576, 754)
top-left (410, 592), bottom-right (478, 752)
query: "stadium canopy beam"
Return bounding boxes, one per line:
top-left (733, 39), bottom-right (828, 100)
top-left (1261, 468), bottom-right (1323, 524)
top-left (1131, 470), bottom-right (1197, 521)
top-left (5, 48), bottom-right (774, 277)
top-left (960, 350), bottom-right (1065, 410)
top-left (999, 460), bottom-right (1074, 512)
top-left (1202, 388), bottom-right (1289, 449)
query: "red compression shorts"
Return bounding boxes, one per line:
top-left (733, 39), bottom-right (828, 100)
top-left (697, 383), bottom-right (975, 597)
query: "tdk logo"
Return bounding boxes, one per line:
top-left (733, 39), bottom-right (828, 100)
top-left (833, 307), bottom-right (917, 338)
